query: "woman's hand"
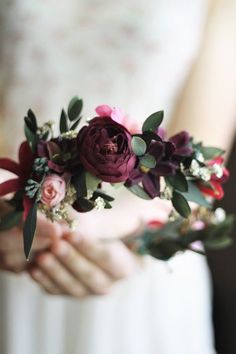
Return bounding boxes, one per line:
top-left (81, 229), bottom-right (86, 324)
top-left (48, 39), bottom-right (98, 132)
top-left (28, 232), bottom-right (142, 297)
top-left (0, 199), bottom-right (65, 273)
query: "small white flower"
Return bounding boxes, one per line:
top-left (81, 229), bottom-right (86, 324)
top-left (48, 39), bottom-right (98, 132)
top-left (195, 151), bottom-right (205, 163)
top-left (199, 167), bottom-right (211, 182)
top-left (214, 208), bottom-right (226, 223)
top-left (190, 159), bottom-right (201, 177)
top-left (95, 197), bottom-right (106, 211)
top-left (211, 163), bottom-right (223, 179)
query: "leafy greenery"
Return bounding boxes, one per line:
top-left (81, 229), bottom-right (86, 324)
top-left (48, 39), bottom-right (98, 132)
top-left (126, 184), bottom-right (152, 200)
top-left (181, 181), bottom-right (211, 207)
top-left (23, 202), bottom-right (38, 259)
top-left (166, 171), bottom-right (188, 193)
top-left (172, 191), bottom-right (191, 218)
top-left (142, 111), bottom-right (164, 133)
top-left (200, 146), bottom-right (225, 160)
top-left (139, 154), bottom-right (156, 169)
top-left (67, 97), bottom-right (83, 121)
top-left (131, 136), bottom-right (147, 156)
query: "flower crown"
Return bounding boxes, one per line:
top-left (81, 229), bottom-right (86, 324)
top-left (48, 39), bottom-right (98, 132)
top-left (0, 97), bottom-right (233, 259)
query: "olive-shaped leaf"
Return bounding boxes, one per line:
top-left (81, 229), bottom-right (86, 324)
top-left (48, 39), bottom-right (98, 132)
top-left (23, 202), bottom-right (38, 259)
top-left (60, 109), bottom-right (69, 133)
top-left (68, 97), bottom-right (83, 121)
top-left (171, 191), bottom-right (191, 218)
top-left (131, 136), bottom-right (147, 156)
top-left (142, 111), bottom-right (164, 133)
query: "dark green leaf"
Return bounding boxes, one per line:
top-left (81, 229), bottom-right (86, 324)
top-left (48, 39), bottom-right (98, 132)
top-left (0, 211), bottom-right (22, 231)
top-left (126, 184), bottom-right (152, 200)
top-left (27, 109), bottom-right (37, 132)
top-left (93, 190), bottom-right (115, 202)
top-left (171, 191), bottom-right (191, 218)
top-left (166, 171), bottom-right (188, 193)
top-left (23, 202), bottom-right (38, 259)
top-left (24, 123), bottom-right (38, 152)
top-left (182, 181), bottom-right (211, 207)
top-left (131, 136), bottom-right (147, 156)
top-left (142, 111), bottom-right (164, 133)
top-left (71, 168), bottom-right (87, 198)
top-left (68, 97), bottom-right (83, 121)
top-left (76, 197), bottom-right (94, 212)
top-left (139, 154), bottom-right (156, 169)
top-left (70, 118), bottom-right (81, 131)
top-left (60, 109), bottom-right (69, 133)
top-left (200, 146), bottom-right (225, 160)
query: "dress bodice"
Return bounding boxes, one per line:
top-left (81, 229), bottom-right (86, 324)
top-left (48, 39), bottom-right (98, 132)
top-left (0, 0), bottom-right (208, 156)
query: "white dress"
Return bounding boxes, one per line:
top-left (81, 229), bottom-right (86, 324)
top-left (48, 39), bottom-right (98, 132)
top-left (0, 1), bottom-right (216, 353)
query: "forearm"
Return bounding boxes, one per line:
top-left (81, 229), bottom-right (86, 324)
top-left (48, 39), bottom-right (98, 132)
top-left (168, 0), bottom-right (236, 152)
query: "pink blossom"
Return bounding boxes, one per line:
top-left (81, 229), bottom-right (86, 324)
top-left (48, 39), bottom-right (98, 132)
top-left (95, 104), bottom-right (140, 134)
top-left (41, 175), bottom-right (66, 208)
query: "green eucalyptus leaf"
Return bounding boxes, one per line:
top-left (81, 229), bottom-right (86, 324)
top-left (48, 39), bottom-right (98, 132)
top-left (70, 118), bottom-right (81, 131)
top-left (71, 168), bottom-right (87, 198)
top-left (27, 109), bottom-right (37, 132)
top-left (200, 146), bottom-right (225, 160)
top-left (24, 123), bottom-right (38, 152)
top-left (126, 184), bottom-right (151, 200)
top-left (166, 171), bottom-right (188, 193)
top-left (85, 172), bottom-right (100, 193)
top-left (75, 197), bottom-right (94, 212)
top-left (131, 136), bottom-right (147, 156)
top-left (60, 109), bottom-right (69, 133)
top-left (23, 202), bottom-right (38, 259)
top-left (68, 97), bottom-right (83, 121)
top-left (139, 154), bottom-right (156, 169)
top-left (182, 181), bottom-right (211, 207)
top-left (142, 111), bottom-right (164, 133)
top-left (93, 190), bottom-right (115, 202)
top-left (171, 191), bottom-right (191, 218)
top-left (0, 211), bottom-right (23, 231)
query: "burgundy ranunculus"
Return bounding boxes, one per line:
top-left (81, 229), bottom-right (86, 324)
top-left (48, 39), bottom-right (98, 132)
top-left (77, 117), bottom-right (137, 183)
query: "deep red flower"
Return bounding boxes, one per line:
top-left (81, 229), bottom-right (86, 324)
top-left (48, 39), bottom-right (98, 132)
top-left (77, 117), bottom-right (137, 183)
top-left (0, 141), bottom-right (35, 219)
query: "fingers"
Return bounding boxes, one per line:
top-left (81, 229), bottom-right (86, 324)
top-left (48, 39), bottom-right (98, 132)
top-left (0, 251), bottom-right (27, 273)
top-left (35, 253), bottom-right (90, 298)
top-left (51, 240), bottom-right (112, 295)
top-left (29, 267), bottom-right (62, 295)
top-left (65, 233), bottom-right (141, 279)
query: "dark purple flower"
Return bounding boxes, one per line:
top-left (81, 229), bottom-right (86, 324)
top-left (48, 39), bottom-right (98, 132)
top-left (38, 138), bottom-right (80, 174)
top-left (169, 131), bottom-right (193, 160)
top-left (77, 117), bottom-right (137, 183)
top-left (126, 140), bottom-right (177, 198)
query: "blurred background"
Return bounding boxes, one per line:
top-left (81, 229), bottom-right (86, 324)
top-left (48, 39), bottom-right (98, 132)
top-left (0, 1), bottom-right (236, 354)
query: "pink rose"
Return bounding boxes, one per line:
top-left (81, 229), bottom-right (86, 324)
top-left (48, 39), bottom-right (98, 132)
top-left (41, 175), bottom-right (66, 207)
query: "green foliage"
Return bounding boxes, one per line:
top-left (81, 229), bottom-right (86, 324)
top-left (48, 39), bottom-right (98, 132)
top-left (131, 136), bottom-right (147, 156)
top-left (166, 171), bottom-right (188, 193)
top-left (171, 191), bottom-right (191, 218)
top-left (139, 154), bottom-right (156, 169)
top-left (181, 181), bottom-right (210, 207)
top-left (23, 202), bottom-right (38, 259)
top-left (142, 111), bottom-right (164, 133)
top-left (60, 109), bottom-right (69, 133)
top-left (67, 97), bottom-right (83, 121)
top-left (126, 184), bottom-right (151, 200)
top-left (200, 146), bottom-right (225, 160)
top-left (24, 109), bottom-right (38, 152)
